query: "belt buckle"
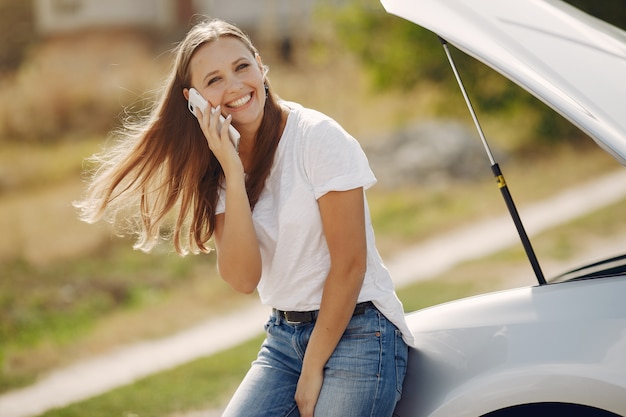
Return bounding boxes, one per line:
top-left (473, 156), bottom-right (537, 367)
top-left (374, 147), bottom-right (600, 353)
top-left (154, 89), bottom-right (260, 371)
top-left (280, 310), bottom-right (298, 324)
top-left (284, 310), bottom-right (314, 324)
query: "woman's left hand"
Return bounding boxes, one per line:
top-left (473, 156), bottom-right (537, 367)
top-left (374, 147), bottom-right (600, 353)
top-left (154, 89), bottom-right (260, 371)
top-left (295, 366), bottom-right (324, 417)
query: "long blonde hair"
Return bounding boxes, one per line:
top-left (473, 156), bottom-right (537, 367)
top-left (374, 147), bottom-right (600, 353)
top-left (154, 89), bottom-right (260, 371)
top-left (75, 18), bottom-right (283, 255)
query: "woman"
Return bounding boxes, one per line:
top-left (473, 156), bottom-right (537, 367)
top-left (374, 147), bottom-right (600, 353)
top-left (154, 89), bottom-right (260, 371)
top-left (76, 18), bottom-right (414, 417)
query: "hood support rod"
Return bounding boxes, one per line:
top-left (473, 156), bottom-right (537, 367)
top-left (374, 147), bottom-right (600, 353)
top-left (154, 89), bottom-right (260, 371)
top-left (439, 37), bottom-right (547, 286)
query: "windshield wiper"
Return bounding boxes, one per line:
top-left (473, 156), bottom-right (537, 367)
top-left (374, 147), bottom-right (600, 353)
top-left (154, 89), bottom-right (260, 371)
top-left (439, 37), bottom-right (547, 286)
top-left (553, 254), bottom-right (626, 282)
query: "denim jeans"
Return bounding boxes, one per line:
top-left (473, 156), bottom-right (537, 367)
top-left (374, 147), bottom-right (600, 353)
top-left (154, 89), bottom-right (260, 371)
top-left (222, 303), bottom-right (408, 417)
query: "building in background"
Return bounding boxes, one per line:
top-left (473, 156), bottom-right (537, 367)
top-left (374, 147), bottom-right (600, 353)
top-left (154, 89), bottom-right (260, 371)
top-left (34, 0), bottom-right (192, 35)
top-left (33, 0), bottom-right (317, 43)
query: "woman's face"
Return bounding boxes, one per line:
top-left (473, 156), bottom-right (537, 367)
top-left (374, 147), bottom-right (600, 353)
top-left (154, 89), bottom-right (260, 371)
top-left (188, 36), bottom-right (266, 134)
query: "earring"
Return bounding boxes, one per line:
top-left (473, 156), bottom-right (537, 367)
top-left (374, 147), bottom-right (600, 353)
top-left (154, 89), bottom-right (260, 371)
top-left (264, 82), bottom-right (269, 98)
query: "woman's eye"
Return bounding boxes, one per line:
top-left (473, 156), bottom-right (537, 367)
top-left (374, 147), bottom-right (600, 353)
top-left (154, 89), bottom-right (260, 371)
top-left (208, 77), bottom-right (221, 86)
top-left (236, 63), bottom-right (249, 71)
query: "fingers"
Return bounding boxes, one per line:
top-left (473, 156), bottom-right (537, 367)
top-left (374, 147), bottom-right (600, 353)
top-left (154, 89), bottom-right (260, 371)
top-left (209, 105), bottom-right (221, 134)
top-left (221, 114), bottom-right (235, 147)
top-left (295, 371), bottom-right (323, 417)
top-left (197, 105), bottom-right (226, 148)
top-left (210, 106), bottom-right (234, 145)
top-left (196, 106), bottom-right (242, 176)
top-left (295, 391), bottom-right (316, 417)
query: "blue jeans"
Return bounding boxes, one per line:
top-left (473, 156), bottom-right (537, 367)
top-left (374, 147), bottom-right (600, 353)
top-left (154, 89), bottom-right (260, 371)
top-left (222, 303), bottom-right (408, 417)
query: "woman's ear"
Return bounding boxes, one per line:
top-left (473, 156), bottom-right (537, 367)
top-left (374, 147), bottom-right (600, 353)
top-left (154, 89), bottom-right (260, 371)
top-left (182, 88), bottom-right (190, 101)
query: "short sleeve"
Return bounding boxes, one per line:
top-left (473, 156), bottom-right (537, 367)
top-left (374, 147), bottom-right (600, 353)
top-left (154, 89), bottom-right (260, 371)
top-left (303, 119), bottom-right (377, 200)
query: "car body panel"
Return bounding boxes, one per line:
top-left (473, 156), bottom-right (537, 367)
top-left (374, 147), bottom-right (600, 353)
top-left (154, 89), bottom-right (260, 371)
top-left (380, 0), bottom-right (626, 165)
top-left (394, 277), bottom-right (626, 416)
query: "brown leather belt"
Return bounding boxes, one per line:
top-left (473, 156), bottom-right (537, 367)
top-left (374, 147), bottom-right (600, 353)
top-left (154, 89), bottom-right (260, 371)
top-left (273, 301), bottom-right (374, 324)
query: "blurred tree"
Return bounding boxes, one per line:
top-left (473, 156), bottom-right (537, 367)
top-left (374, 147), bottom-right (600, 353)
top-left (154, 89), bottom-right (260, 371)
top-left (0, 0), bottom-right (36, 71)
top-left (330, 0), bottom-right (447, 90)
top-left (329, 0), bottom-right (624, 148)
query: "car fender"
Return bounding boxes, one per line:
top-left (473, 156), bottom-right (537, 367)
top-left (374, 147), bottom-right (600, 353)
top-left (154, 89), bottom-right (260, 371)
top-left (396, 339), bottom-right (626, 416)
top-left (423, 366), bottom-right (626, 416)
top-left (395, 278), bottom-right (626, 416)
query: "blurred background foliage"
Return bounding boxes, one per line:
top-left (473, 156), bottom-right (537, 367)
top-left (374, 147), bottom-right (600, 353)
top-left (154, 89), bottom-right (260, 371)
top-left (328, 0), bottom-right (626, 148)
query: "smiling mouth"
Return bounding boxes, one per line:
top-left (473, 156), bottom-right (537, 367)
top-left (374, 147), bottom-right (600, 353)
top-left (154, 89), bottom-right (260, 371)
top-left (226, 93), bottom-right (252, 109)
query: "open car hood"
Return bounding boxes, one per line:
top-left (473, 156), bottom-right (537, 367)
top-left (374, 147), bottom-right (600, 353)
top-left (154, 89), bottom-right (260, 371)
top-left (381, 0), bottom-right (626, 165)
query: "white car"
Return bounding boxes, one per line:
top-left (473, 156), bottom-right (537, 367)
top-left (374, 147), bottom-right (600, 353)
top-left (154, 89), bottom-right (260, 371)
top-left (380, 0), bottom-right (626, 416)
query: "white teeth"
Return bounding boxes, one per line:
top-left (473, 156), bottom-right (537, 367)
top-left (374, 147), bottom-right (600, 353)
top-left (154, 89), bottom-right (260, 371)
top-left (227, 94), bottom-right (251, 108)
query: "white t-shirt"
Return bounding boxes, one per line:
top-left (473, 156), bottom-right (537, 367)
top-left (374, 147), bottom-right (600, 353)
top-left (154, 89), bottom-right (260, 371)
top-left (217, 101), bottom-right (414, 346)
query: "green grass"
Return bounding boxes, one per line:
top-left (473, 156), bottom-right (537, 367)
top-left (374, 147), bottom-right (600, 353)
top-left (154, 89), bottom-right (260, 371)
top-left (398, 279), bottom-right (482, 313)
top-left (0, 239), bottom-right (228, 392)
top-left (2, 241), bottom-right (198, 344)
top-left (37, 335), bottom-right (266, 417)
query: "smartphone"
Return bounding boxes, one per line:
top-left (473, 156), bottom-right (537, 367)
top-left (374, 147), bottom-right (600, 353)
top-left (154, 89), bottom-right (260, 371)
top-left (187, 88), bottom-right (241, 149)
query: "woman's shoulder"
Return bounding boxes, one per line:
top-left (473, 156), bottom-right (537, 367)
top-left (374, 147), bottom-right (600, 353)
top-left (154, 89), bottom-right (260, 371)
top-left (281, 100), bottom-right (347, 137)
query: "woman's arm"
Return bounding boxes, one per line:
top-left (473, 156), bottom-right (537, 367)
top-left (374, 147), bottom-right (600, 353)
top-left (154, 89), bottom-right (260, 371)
top-left (295, 187), bottom-right (368, 417)
top-left (213, 176), bottom-right (262, 294)
top-left (199, 107), bottom-right (262, 294)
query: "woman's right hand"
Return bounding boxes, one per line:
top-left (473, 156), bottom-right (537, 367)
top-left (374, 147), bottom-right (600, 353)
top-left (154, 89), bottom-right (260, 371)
top-left (196, 105), bottom-right (243, 178)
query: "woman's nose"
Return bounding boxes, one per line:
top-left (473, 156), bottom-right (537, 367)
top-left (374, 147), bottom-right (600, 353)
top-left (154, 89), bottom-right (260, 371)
top-left (226, 76), bottom-right (244, 92)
